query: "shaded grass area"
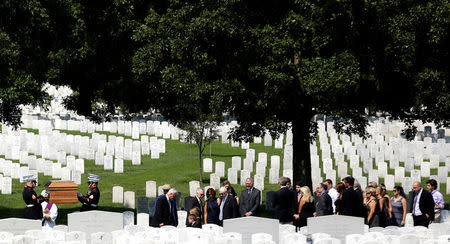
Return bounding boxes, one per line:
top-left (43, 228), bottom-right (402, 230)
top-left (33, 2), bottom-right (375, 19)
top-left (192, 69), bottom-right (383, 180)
top-left (0, 128), bottom-right (283, 224)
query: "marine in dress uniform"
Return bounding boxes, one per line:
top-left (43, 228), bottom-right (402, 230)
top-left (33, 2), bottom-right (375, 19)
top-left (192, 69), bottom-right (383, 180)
top-left (23, 175), bottom-right (44, 219)
top-left (77, 173), bottom-right (100, 211)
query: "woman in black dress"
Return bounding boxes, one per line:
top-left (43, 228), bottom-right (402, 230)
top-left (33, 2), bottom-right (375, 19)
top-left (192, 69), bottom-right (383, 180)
top-left (294, 186), bottom-right (315, 231)
top-left (334, 182), bottom-right (346, 214)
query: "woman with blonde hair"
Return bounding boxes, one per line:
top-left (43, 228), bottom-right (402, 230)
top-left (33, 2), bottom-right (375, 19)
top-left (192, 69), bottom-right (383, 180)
top-left (365, 187), bottom-right (380, 227)
top-left (294, 186), bottom-right (315, 230)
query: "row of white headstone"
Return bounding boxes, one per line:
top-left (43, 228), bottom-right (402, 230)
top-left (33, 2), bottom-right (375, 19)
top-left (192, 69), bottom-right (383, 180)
top-left (309, 120), bottom-right (450, 193)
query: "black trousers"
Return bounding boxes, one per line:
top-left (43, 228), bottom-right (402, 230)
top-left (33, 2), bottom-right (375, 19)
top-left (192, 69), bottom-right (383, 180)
top-left (413, 214), bottom-right (430, 227)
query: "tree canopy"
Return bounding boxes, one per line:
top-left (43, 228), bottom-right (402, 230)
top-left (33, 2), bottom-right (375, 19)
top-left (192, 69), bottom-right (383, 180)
top-left (1, 0), bottom-right (448, 187)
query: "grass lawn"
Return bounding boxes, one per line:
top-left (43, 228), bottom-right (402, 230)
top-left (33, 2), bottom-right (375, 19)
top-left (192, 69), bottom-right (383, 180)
top-left (0, 127), bottom-right (448, 225)
top-left (0, 128), bottom-right (283, 224)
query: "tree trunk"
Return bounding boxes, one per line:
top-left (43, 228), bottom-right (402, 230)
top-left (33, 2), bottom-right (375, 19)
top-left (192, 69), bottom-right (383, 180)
top-left (209, 142), bottom-right (212, 157)
top-left (292, 117), bottom-right (313, 189)
top-left (198, 143), bottom-right (203, 183)
top-left (190, 141), bottom-right (192, 156)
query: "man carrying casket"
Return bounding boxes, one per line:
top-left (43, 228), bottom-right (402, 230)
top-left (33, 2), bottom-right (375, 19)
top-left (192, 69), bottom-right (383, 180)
top-left (23, 175), bottom-right (44, 219)
top-left (77, 173), bottom-right (100, 211)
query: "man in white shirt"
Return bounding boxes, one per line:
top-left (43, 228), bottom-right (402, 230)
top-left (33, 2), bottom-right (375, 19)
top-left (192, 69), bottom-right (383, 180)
top-left (40, 190), bottom-right (58, 228)
top-left (324, 179), bottom-right (339, 213)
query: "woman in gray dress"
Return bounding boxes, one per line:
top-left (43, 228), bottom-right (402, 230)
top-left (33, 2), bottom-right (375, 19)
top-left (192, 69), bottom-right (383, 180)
top-left (390, 186), bottom-right (407, 226)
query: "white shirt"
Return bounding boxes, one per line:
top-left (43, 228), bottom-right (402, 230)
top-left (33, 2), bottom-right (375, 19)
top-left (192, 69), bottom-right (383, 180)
top-left (41, 201), bottom-right (58, 228)
top-left (328, 188), bottom-right (339, 213)
top-left (413, 188), bottom-right (423, 216)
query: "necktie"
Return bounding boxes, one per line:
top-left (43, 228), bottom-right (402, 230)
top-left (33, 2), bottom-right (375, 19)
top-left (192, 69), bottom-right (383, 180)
top-left (413, 193), bottom-right (418, 215)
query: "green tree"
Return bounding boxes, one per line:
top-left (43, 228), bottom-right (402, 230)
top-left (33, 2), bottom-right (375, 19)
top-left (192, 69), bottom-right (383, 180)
top-left (181, 117), bottom-right (219, 183)
top-left (0, 0), bottom-right (53, 126)
top-left (132, 0), bottom-right (449, 187)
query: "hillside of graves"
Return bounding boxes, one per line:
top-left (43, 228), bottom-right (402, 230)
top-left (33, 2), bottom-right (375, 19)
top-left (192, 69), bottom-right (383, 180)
top-left (0, 115), bottom-right (449, 225)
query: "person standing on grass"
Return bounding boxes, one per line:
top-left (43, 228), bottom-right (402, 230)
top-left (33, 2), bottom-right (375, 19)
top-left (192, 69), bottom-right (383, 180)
top-left (314, 183), bottom-right (333, 217)
top-left (40, 189), bottom-right (58, 228)
top-left (152, 188), bottom-right (178, 227)
top-left (204, 188), bottom-right (220, 225)
top-left (410, 181), bottom-right (435, 227)
top-left (77, 173), bottom-right (100, 211)
top-left (23, 175), bottom-right (44, 220)
top-left (390, 186), bottom-right (407, 226)
top-left (239, 178), bottom-right (261, 217)
top-left (273, 177), bottom-right (296, 224)
top-left (426, 179), bottom-right (444, 223)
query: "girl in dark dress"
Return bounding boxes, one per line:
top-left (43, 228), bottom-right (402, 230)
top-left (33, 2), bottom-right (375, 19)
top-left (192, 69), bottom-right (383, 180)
top-left (294, 186), bottom-right (315, 231)
top-left (204, 188), bottom-right (220, 225)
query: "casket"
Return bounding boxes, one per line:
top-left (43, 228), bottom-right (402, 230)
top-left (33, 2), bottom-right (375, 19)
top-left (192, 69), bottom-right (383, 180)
top-left (47, 181), bottom-right (78, 203)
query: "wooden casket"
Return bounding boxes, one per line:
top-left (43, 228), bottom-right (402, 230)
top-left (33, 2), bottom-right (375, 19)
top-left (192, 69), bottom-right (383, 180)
top-left (47, 181), bottom-right (78, 203)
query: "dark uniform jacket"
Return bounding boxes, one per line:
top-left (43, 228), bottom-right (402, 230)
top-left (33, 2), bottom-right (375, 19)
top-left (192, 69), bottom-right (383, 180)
top-left (78, 187), bottom-right (100, 211)
top-left (23, 187), bottom-right (43, 219)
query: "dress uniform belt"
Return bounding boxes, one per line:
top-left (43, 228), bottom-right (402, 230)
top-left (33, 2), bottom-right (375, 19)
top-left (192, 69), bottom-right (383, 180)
top-left (26, 204), bottom-right (34, 207)
top-left (90, 204), bottom-right (97, 207)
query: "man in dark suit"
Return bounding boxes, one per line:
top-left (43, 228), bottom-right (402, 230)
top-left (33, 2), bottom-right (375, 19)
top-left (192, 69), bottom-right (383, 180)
top-left (273, 177), bottom-right (296, 224)
top-left (341, 176), bottom-right (363, 217)
top-left (218, 187), bottom-right (239, 226)
top-left (185, 188), bottom-right (204, 226)
top-left (410, 181), bottom-right (435, 227)
top-left (314, 183), bottom-right (333, 216)
top-left (239, 178), bottom-right (261, 217)
top-left (152, 188), bottom-right (178, 227)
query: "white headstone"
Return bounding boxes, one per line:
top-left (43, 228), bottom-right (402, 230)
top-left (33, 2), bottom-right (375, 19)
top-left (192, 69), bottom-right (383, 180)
top-left (232, 156), bottom-right (241, 170)
top-left (123, 211), bottom-right (134, 226)
top-left (240, 170), bottom-right (250, 186)
top-left (227, 168), bottom-right (238, 185)
top-left (104, 155), bottom-right (113, 170)
top-left (189, 181), bottom-right (200, 197)
top-left (203, 158), bottom-right (213, 172)
top-left (146, 181), bottom-right (156, 198)
top-left (68, 211), bottom-right (123, 239)
top-left (308, 215), bottom-right (365, 243)
top-left (114, 158), bottom-right (124, 173)
top-left (131, 151), bottom-right (141, 166)
top-left (223, 216), bottom-right (279, 244)
top-left (112, 186), bottom-right (124, 203)
top-left (136, 213), bottom-right (149, 226)
top-left (124, 191), bottom-right (135, 209)
top-left (215, 161), bottom-right (225, 177)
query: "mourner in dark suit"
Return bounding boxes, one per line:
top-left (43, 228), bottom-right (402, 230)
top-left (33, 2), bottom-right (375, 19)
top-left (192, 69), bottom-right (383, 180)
top-left (152, 188), bottom-right (178, 227)
top-left (341, 176), bottom-right (364, 217)
top-left (185, 188), bottom-right (204, 226)
top-left (314, 183), bottom-right (333, 216)
top-left (273, 177), bottom-right (297, 224)
top-left (410, 181), bottom-right (435, 227)
top-left (218, 187), bottom-right (239, 226)
top-left (22, 175), bottom-right (44, 219)
top-left (239, 178), bottom-right (261, 217)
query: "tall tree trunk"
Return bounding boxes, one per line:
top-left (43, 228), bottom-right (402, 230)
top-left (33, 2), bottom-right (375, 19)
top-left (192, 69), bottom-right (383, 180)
top-left (190, 141), bottom-right (192, 156)
top-left (198, 141), bottom-right (203, 183)
top-left (209, 142), bottom-right (212, 157)
top-left (292, 117), bottom-right (313, 189)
